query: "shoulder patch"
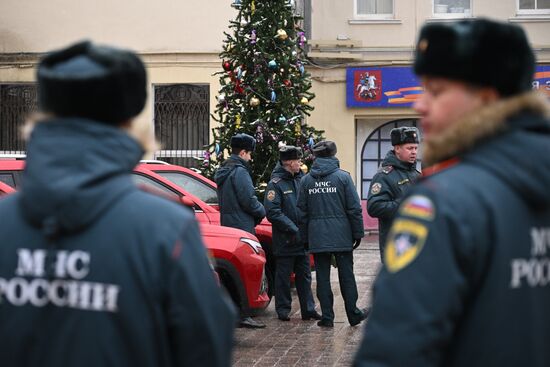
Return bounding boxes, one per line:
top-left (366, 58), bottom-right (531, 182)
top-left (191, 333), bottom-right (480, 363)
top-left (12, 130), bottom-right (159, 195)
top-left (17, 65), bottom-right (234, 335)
top-left (399, 195), bottom-right (435, 221)
top-left (384, 219), bottom-right (428, 273)
top-left (370, 182), bottom-right (382, 195)
top-left (380, 166), bottom-right (394, 174)
top-left (271, 177), bottom-right (282, 184)
top-left (267, 190), bottom-right (276, 201)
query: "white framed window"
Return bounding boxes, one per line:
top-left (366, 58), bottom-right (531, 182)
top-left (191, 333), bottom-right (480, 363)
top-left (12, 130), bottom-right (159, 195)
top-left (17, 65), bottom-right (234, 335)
top-left (355, 0), bottom-right (394, 19)
top-left (517, 0), bottom-right (550, 15)
top-left (433, 0), bottom-right (472, 18)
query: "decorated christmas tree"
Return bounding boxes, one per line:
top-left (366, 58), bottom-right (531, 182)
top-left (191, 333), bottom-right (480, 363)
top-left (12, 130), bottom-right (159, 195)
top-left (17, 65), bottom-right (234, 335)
top-left (200, 0), bottom-right (324, 194)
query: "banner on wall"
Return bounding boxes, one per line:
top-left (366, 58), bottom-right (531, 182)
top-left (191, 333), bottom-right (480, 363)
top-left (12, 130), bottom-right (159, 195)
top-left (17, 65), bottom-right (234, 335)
top-left (346, 65), bottom-right (550, 108)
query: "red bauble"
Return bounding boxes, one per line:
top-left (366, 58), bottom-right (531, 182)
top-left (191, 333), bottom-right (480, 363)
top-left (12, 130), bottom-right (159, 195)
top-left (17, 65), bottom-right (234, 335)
top-left (283, 79), bottom-right (292, 87)
top-left (235, 80), bottom-right (245, 94)
top-left (222, 61), bottom-right (232, 71)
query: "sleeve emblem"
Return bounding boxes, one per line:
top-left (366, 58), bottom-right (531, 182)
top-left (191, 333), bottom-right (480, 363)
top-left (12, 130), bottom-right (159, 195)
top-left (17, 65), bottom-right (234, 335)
top-left (384, 219), bottom-right (428, 272)
top-left (370, 182), bottom-right (382, 195)
top-left (399, 195), bottom-right (435, 221)
top-left (267, 190), bottom-right (276, 201)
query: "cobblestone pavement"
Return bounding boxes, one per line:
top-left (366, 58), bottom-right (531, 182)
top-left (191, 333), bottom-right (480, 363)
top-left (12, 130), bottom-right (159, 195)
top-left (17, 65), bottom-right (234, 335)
top-left (232, 234), bottom-right (381, 367)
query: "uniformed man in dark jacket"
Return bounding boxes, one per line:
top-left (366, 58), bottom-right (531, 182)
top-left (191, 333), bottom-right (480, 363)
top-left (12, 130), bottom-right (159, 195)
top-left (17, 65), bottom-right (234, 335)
top-left (215, 133), bottom-right (266, 236)
top-left (297, 141), bottom-right (367, 327)
top-left (0, 41), bottom-right (236, 367)
top-left (367, 127), bottom-right (420, 260)
top-left (264, 146), bottom-right (321, 322)
top-left (215, 133), bottom-right (267, 329)
top-left (355, 18), bottom-right (550, 367)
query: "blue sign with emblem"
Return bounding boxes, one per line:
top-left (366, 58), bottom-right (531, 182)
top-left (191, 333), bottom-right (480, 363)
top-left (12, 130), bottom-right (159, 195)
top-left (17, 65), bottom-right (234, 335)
top-left (347, 65), bottom-right (550, 108)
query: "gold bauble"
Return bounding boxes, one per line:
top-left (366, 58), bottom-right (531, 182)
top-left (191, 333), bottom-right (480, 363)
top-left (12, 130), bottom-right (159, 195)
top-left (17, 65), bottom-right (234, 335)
top-left (249, 96), bottom-right (260, 106)
top-left (300, 97), bottom-right (309, 105)
top-left (277, 29), bottom-right (288, 40)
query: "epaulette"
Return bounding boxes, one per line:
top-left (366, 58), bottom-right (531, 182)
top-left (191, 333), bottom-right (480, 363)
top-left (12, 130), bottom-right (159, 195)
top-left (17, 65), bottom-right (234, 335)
top-left (271, 177), bottom-right (282, 184)
top-left (379, 165), bottom-right (394, 174)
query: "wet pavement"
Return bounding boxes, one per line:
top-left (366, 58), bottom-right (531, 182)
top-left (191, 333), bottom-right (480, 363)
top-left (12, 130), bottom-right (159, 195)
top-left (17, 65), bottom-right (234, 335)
top-left (232, 235), bottom-right (381, 367)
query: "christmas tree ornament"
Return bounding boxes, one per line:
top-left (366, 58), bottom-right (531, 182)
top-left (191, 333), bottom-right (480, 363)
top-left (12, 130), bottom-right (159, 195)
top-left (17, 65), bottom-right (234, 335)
top-left (235, 114), bottom-right (241, 127)
top-left (278, 116), bottom-right (287, 123)
top-left (300, 97), bottom-right (309, 105)
top-left (292, 50), bottom-right (298, 57)
top-left (308, 135), bottom-right (315, 147)
top-left (234, 80), bottom-right (244, 94)
top-left (294, 123), bottom-right (302, 135)
top-left (277, 29), bottom-right (288, 40)
top-left (297, 61), bottom-right (305, 75)
top-left (251, 0), bottom-right (256, 14)
top-left (283, 79), bottom-right (292, 87)
top-left (240, 19), bottom-right (248, 27)
top-left (268, 60), bottom-right (278, 70)
top-left (222, 61), bottom-right (231, 71)
top-left (271, 90), bottom-right (277, 102)
top-left (297, 32), bottom-right (306, 48)
top-left (250, 30), bottom-right (257, 44)
top-left (249, 96), bottom-right (260, 106)
top-left (231, 0), bottom-right (241, 8)
top-left (215, 143), bottom-right (220, 155)
top-left (218, 93), bottom-right (226, 103)
top-left (236, 66), bottom-right (243, 79)
top-left (255, 124), bottom-right (264, 143)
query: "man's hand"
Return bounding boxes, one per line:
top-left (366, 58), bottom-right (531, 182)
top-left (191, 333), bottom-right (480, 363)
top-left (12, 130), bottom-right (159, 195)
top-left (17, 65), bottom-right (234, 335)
top-left (353, 238), bottom-right (361, 250)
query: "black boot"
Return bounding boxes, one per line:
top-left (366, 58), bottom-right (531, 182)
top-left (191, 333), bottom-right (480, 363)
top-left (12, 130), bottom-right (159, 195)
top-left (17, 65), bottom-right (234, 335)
top-left (239, 317), bottom-right (266, 329)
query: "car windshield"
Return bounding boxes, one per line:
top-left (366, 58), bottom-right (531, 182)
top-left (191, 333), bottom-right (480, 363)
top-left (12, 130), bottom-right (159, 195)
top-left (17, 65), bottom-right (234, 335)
top-left (155, 171), bottom-right (218, 205)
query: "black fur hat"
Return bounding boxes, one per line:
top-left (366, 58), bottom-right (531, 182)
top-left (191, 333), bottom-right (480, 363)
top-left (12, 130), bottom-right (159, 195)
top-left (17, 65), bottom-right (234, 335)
top-left (37, 40), bottom-right (147, 124)
top-left (279, 145), bottom-right (303, 161)
top-left (414, 18), bottom-right (535, 97)
top-left (312, 141), bottom-right (337, 158)
top-left (230, 133), bottom-right (256, 152)
top-left (391, 127), bottom-right (420, 146)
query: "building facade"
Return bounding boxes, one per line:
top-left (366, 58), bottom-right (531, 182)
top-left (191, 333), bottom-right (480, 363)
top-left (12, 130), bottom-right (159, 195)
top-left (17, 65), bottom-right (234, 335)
top-left (1, 0), bottom-right (549, 229)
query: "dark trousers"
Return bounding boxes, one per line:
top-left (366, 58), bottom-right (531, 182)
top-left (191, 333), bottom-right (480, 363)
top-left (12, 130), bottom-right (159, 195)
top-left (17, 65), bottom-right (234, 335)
top-left (313, 251), bottom-right (363, 324)
top-left (275, 254), bottom-right (316, 317)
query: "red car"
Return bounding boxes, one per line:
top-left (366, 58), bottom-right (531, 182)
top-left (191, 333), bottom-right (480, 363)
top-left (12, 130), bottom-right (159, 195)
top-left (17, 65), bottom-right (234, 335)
top-left (134, 162), bottom-right (281, 295)
top-left (0, 159), bottom-right (270, 315)
top-left (0, 181), bottom-right (15, 195)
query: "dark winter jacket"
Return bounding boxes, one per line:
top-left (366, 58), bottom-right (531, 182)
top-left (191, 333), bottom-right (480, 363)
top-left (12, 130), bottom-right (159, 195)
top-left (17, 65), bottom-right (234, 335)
top-left (215, 155), bottom-right (265, 235)
top-left (355, 92), bottom-right (550, 367)
top-left (264, 162), bottom-right (304, 256)
top-left (367, 150), bottom-right (420, 250)
top-left (0, 118), bottom-right (236, 367)
top-left (297, 156), bottom-right (364, 253)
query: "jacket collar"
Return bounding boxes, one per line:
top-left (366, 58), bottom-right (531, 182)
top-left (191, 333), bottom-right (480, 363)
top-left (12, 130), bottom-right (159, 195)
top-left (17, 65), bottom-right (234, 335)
top-left (423, 91), bottom-right (550, 166)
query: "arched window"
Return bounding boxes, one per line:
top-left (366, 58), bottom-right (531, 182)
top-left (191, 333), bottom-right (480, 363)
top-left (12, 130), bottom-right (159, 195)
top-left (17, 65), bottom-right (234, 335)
top-left (360, 118), bottom-right (421, 200)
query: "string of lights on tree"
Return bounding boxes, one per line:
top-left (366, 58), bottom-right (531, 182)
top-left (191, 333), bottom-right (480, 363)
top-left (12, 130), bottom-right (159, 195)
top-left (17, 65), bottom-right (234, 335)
top-left (199, 0), bottom-right (325, 194)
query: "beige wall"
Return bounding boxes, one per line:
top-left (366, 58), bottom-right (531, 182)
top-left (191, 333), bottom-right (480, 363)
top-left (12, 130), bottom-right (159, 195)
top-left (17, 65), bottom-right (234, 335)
top-left (0, 0), bottom-right (233, 53)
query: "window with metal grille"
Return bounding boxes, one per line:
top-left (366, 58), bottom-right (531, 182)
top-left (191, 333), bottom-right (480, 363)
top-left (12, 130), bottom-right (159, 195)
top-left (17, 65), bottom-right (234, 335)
top-left (360, 118), bottom-right (421, 200)
top-left (153, 84), bottom-right (210, 168)
top-left (0, 84), bottom-right (37, 154)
